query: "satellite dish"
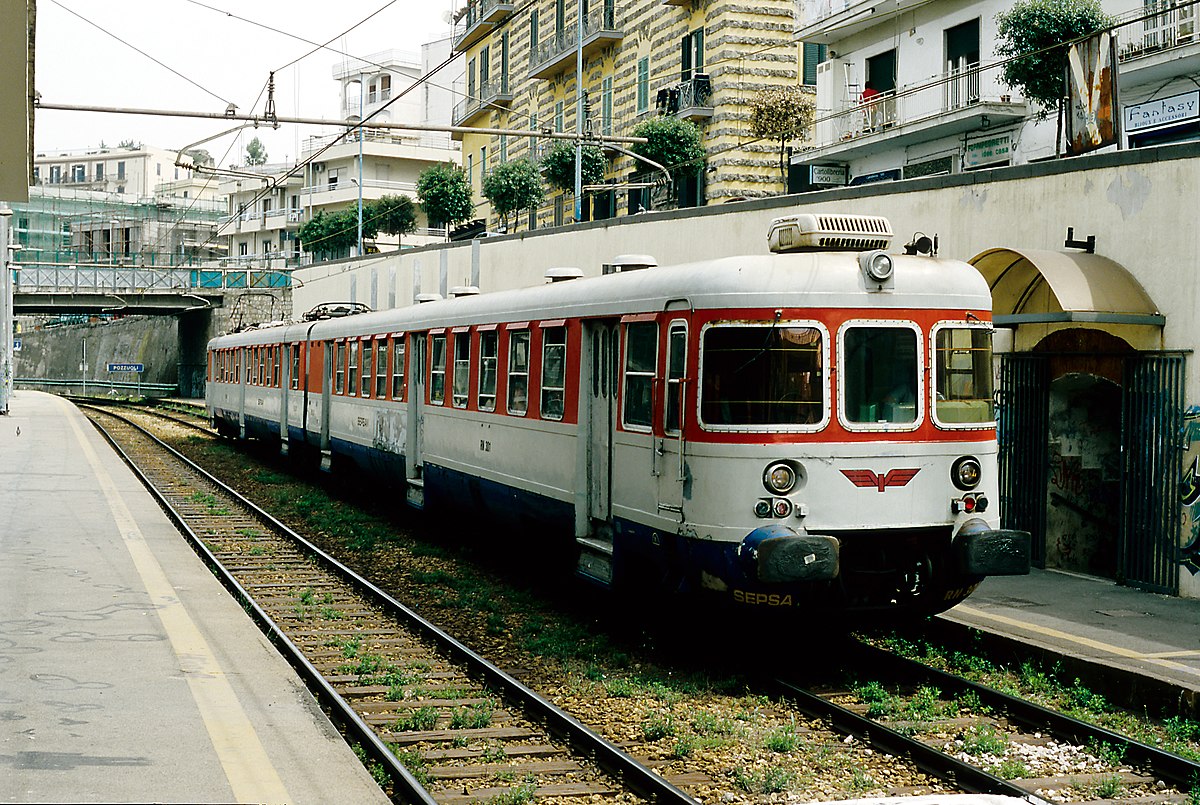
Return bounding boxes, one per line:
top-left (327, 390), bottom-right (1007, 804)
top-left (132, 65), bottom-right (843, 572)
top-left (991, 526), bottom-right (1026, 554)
top-left (441, 9), bottom-right (453, 23)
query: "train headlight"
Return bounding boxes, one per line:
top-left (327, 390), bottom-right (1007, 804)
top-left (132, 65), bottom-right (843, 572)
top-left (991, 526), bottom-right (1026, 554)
top-left (859, 250), bottom-right (895, 283)
top-left (763, 462), bottom-right (797, 495)
top-left (951, 456), bottom-right (982, 490)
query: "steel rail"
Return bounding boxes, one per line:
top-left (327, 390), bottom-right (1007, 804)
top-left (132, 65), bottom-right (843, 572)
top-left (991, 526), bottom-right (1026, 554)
top-left (847, 640), bottom-right (1200, 789)
top-left (82, 405), bottom-right (699, 805)
top-left (768, 677), bottom-right (1044, 802)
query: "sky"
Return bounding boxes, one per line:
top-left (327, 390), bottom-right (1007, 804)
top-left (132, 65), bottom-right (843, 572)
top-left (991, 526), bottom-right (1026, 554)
top-left (34, 0), bottom-right (457, 167)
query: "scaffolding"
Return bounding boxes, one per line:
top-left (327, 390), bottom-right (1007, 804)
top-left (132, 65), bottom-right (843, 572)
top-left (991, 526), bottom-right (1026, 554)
top-left (10, 186), bottom-right (226, 267)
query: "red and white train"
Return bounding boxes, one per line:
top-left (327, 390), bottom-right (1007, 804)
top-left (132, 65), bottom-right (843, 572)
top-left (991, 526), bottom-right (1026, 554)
top-left (207, 213), bottom-right (1029, 616)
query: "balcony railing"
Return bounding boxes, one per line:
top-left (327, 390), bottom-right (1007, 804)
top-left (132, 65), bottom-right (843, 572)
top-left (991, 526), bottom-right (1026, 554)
top-left (452, 76), bottom-right (514, 126)
top-left (811, 62), bottom-right (1021, 149)
top-left (529, 4), bottom-right (622, 80)
top-left (301, 129), bottom-right (458, 156)
top-left (656, 74), bottom-right (714, 121)
top-left (1115, 0), bottom-right (1197, 60)
top-left (453, 0), bottom-right (516, 51)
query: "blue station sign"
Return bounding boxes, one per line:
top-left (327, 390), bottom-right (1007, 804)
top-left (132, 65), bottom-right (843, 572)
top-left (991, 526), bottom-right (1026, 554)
top-left (107, 363), bottom-right (145, 373)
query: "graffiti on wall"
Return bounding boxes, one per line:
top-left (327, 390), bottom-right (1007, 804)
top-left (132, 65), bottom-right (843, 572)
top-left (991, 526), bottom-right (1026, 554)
top-left (1179, 405), bottom-right (1200, 574)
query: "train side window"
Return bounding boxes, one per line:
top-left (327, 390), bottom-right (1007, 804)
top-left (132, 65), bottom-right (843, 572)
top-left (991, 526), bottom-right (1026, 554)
top-left (452, 332), bottom-right (470, 408)
top-left (842, 325), bottom-right (919, 425)
top-left (665, 322), bottom-right (687, 433)
top-left (478, 330), bottom-right (498, 411)
top-left (623, 321), bottom-right (657, 429)
top-left (361, 340), bottom-right (374, 398)
top-left (430, 334), bottom-right (447, 404)
top-left (348, 341), bottom-right (360, 396)
top-left (541, 326), bottom-right (566, 420)
top-left (392, 336), bottom-right (406, 400)
top-left (290, 345), bottom-right (301, 390)
top-left (375, 339), bottom-right (388, 398)
top-left (701, 324), bottom-right (825, 427)
top-left (932, 325), bottom-right (994, 425)
top-left (335, 342), bottom-right (346, 394)
top-left (507, 329), bottom-right (530, 415)
top-left (273, 346), bottom-right (281, 387)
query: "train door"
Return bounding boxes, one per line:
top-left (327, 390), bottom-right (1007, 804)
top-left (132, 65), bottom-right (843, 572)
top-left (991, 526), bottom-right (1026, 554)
top-left (279, 343), bottom-right (291, 455)
top-left (656, 317), bottom-right (690, 521)
top-left (406, 333), bottom-right (426, 508)
top-left (237, 347), bottom-right (247, 439)
top-left (319, 340), bottom-right (334, 471)
top-left (577, 319), bottom-right (619, 584)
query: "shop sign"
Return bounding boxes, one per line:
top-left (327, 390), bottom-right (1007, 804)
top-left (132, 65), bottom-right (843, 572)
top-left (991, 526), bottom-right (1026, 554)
top-left (810, 165), bottom-right (848, 186)
top-left (1124, 90), bottom-right (1200, 134)
top-left (964, 133), bottom-right (1013, 168)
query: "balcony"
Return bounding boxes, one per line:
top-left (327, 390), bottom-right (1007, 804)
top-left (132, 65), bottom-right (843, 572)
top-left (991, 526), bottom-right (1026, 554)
top-left (528, 5), bottom-right (622, 80)
top-left (656, 74), bottom-right (714, 122)
top-left (797, 63), bottom-right (1026, 163)
top-left (452, 76), bottom-right (515, 127)
top-left (1115, 0), bottom-right (1200, 86)
top-left (796, 0), bottom-right (932, 44)
top-left (453, 0), bottom-right (516, 52)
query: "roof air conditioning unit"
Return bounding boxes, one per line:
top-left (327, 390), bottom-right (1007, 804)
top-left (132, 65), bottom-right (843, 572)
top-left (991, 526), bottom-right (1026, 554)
top-left (767, 213), bottom-right (893, 253)
top-left (545, 267), bottom-right (583, 282)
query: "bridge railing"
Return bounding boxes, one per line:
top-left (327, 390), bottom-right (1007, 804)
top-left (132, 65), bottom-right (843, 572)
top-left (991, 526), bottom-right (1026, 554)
top-left (14, 263), bottom-right (292, 292)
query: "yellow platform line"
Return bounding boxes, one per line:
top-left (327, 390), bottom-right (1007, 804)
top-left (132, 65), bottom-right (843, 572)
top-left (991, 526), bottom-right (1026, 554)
top-left (67, 402), bottom-right (291, 803)
top-left (953, 604), bottom-right (1200, 681)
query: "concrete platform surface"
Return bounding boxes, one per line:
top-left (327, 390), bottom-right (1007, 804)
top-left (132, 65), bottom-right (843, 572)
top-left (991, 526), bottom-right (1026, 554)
top-left (0, 390), bottom-right (391, 805)
top-left (943, 567), bottom-right (1200, 696)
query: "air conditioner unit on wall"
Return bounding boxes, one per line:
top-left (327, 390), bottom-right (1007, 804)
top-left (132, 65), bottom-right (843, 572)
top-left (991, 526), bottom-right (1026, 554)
top-left (312, 163), bottom-right (325, 172)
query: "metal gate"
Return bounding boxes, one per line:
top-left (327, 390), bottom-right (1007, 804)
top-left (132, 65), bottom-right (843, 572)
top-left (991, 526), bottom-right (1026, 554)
top-left (1120, 353), bottom-right (1186, 594)
top-left (998, 353), bottom-right (1050, 566)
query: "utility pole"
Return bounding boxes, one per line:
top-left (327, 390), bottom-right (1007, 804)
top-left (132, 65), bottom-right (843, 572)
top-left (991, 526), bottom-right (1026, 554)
top-left (357, 72), bottom-right (365, 257)
top-left (574, 1), bottom-right (584, 223)
top-left (0, 208), bottom-right (11, 415)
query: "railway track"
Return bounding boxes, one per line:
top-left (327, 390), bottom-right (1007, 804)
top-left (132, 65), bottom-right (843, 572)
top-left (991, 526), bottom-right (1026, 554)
top-left (81, 404), bottom-right (697, 805)
top-left (69, 396), bottom-right (213, 434)
top-left (774, 639), bottom-right (1200, 803)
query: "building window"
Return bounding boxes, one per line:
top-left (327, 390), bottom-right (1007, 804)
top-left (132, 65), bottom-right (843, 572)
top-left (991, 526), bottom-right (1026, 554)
top-left (478, 330), bottom-right (498, 411)
top-left (554, 100), bottom-right (565, 132)
top-left (602, 76), bottom-right (613, 136)
top-left (507, 329), bottom-right (529, 415)
top-left (637, 57), bottom-right (650, 113)
top-left (480, 146), bottom-right (487, 180)
top-left (95, 163), bottom-right (104, 180)
top-left (530, 8), bottom-right (539, 53)
top-left (499, 134), bottom-right (508, 162)
top-left (480, 45), bottom-right (491, 88)
top-left (802, 42), bottom-right (827, 86)
top-left (528, 112), bottom-right (539, 159)
top-left (682, 28), bottom-right (704, 82)
top-left (156, 163), bottom-right (161, 176)
top-left (117, 161), bottom-right (126, 179)
top-left (71, 165), bottom-right (85, 183)
top-left (468, 57), bottom-right (477, 99)
top-left (48, 166), bottom-right (61, 183)
top-left (467, 154), bottom-right (474, 185)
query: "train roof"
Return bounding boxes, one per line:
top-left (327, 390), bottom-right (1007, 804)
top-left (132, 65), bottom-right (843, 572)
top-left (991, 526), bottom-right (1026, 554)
top-left (209, 250), bottom-right (993, 348)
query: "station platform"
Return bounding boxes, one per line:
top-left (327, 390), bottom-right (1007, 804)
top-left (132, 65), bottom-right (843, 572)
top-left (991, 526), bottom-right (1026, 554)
top-left (939, 568), bottom-right (1200, 712)
top-left (0, 390), bottom-right (390, 804)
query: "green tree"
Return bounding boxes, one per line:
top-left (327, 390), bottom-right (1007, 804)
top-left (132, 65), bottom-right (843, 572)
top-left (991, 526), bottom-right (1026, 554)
top-left (299, 207), bottom-right (378, 255)
top-left (244, 136), bottom-right (268, 166)
top-left (995, 0), bottom-right (1112, 117)
top-left (749, 85), bottom-right (815, 186)
top-left (481, 159), bottom-right (544, 232)
top-left (630, 117), bottom-right (705, 182)
top-left (416, 163), bottom-right (475, 233)
top-left (373, 194), bottom-right (418, 240)
top-left (540, 141), bottom-right (606, 193)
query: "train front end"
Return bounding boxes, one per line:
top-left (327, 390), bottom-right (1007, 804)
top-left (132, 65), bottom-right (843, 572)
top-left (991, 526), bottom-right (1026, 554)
top-left (670, 215), bottom-right (1030, 616)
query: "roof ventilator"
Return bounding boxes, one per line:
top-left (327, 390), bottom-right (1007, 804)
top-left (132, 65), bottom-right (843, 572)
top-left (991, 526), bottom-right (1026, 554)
top-left (415, 293), bottom-right (443, 303)
top-left (604, 254), bottom-right (658, 274)
top-left (768, 213), bottom-right (894, 253)
top-left (545, 267), bottom-right (584, 282)
top-left (449, 285), bottom-right (480, 298)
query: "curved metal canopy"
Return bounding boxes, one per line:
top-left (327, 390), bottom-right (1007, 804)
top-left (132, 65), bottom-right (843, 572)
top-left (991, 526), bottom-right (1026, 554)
top-left (969, 247), bottom-right (1163, 326)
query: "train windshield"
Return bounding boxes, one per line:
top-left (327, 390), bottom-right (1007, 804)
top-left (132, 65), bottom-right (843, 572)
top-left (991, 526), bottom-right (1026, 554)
top-left (933, 326), bottom-right (994, 424)
top-left (842, 325), bottom-right (919, 425)
top-left (700, 324), bottom-right (824, 426)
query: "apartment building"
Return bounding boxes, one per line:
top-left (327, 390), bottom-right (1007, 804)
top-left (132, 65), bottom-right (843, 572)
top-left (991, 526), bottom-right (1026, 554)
top-left (33, 144), bottom-right (189, 197)
top-left (789, 0), bottom-right (1200, 187)
top-left (221, 46), bottom-right (464, 265)
top-left (449, 0), bottom-right (805, 228)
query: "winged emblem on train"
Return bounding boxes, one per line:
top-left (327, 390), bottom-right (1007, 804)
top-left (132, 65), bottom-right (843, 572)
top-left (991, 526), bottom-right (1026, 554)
top-left (840, 468), bottom-right (921, 492)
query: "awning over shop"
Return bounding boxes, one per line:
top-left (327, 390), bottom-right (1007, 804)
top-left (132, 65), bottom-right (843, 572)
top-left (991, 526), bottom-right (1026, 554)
top-left (969, 247), bottom-right (1163, 326)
